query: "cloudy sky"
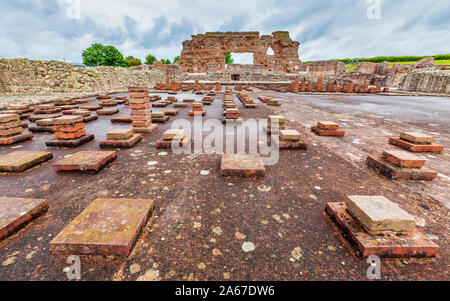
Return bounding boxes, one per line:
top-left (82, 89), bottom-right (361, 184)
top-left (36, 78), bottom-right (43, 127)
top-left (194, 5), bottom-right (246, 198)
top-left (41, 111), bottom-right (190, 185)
top-left (0, 0), bottom-right (449, 64)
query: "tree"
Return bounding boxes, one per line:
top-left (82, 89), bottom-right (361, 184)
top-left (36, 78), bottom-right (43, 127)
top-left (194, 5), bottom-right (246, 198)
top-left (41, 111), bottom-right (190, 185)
top-left (125, 56), bottom-right (142, 67)
top-left (161, 59), bottom-right (171, 65)
top-left (145, 54), bottom-right (157, 65)
top-left (173, 56), bottom-right (180, 64)
top-left (82, 43), bottom-right (128, 67)
top-left (224, 53), bottom-right (234, 64)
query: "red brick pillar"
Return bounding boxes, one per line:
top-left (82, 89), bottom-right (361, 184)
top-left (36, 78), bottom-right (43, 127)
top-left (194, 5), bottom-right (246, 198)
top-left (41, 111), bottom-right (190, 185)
top-left (300, 82), bottom-right (306, 92)
top-left (317, 77), bottom-right (323, 92)
top-left (289, 78), bottom-right (300, 93)
top-left (194, 80), bottom-right (200, 91)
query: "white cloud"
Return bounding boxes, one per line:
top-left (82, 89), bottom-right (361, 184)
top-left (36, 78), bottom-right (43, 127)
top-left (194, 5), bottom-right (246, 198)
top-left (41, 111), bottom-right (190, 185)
top-left (0, 0), bottom-right (449, 63)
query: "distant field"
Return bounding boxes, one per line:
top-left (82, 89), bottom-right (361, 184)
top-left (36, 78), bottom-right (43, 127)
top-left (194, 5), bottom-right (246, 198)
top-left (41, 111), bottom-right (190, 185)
top-left (343, 59), bottom-right (450, 71)
top-left (305, 54), bottom-right (450, 67)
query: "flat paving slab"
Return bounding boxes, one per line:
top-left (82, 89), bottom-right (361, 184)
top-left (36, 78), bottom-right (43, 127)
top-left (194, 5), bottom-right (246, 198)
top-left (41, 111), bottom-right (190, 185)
top-left (400, 132), bottom-right (433, 144)
top-left (100, 134), bottom-right (143, 149)
top-left (389, 137), bottom-right (444, 153)
top-left (50, 198), bottom-right (154, 257)
top-left (220, 154), bottom-right (265, 178)
top-left (0, 197), bottom-right (49, 242)
top-left (382, 150), bottom-right (426, 168)
top-left (345, 195), bottom-right (416, 234)
top-left (53, 151), bottom-right (117, 173)
top-left (326, 202), bottom-right (439, 258)
top-left (0, 151), bottom-right (53, 172)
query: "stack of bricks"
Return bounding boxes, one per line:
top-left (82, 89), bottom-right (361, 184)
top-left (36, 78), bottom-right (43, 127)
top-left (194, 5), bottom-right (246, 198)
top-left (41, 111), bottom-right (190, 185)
top-left (264, 115), bottom-right (287, 135)
top-left (244, 85), bottom-right (253, 92)
top-left (156, 129), bottom-right (191, 149)
top-left (29, 118), bottom-right (55, 133)
top-left (5, 103), bottom-right (33, 120)
top-left (151, 111), bottom-right (169, 123)
top-left (189, 102), bottom-right (206, 116)
top-left (325, 196), bottom-right (439, 258)
top-left (312, 121), bottom-right (345, 137)
top-left (62, 108), bottom-right (97, 123)
top-left (202, 97), bottom-right (213, 105)
top-left (129, 87), bottom-right (158, 133)
top-left (34, 104), bottom-right (62, 115)
top-left (237, 93), bottom-right (257, 108)
top-left (389, 132), bottom-right (444, 153)
top-left (367, 150), bottom-right (437, 181)
top-left (274, 129), bottom-right (308, 150)
top-left (215, 83), bottom-right (221, 92)
top-left (152, 100), bottom-right (169, 108)
top-left (166, 96), bottom-right (178, 103)
top-left (267, 98), bottom-right (281, 106)
top-left (0, 114), bottom-right (33, 145)
top-left (235, 85), bottom-right (243, 92)
top-left (100, 128), bottom-right (143, 149)
top-left (97, 94), bottom-right (110, 100)
top-left (46, 116), bottom-right (94, 147)
top-left (98, 98), bottom-right (117, 107)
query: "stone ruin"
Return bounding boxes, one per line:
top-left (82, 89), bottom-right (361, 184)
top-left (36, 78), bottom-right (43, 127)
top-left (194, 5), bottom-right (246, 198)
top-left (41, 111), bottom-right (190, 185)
top-left (177, 31), bottom-right (302, 73)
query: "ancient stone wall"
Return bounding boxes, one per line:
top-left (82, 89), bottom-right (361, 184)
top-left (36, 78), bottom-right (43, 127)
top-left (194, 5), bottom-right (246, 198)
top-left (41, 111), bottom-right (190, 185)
top-left (178, 31), bottom-right (302, 73)
top-left (226, 64), bottom-right (265, 73)
top-left (0, 58), bottom-right (165, 93)
top-left (399, 70), bottom-right (450, 94)
top-left (305, 61), bottom-right (345, 76)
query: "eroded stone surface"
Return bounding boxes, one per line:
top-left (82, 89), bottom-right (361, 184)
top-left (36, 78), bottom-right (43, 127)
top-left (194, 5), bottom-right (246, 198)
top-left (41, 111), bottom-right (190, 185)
top-left (50, 198), bottom-right (154, 256)
top-left (107, 128), bottom-right (133, 141)
top-left (400, 132), bottom-right (433, 144)
top-left (220, 154), bottom-right (265, 178)
top-left (0, 151), bottom-right (53, 172)
top-left (326, 202), bottom-right (439, 258)
top-left (0, 197), bottom-right (49, 242)
top-left (53, 151), bottom-right (116, 173)
top-left (345, 195), bottom-right (416, 234)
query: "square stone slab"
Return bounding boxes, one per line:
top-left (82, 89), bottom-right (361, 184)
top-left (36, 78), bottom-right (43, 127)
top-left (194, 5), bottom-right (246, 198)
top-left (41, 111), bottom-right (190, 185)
top-left (100, 134), bottom-right (143, 149)
top-left (382, 150), bottom-right (426, 168)
top-left (53, 116), bottom-right (83, 125)
top-left (0, 198), bottom-right (49, 242)
top-left (389, 137), bottom-right (443, 153)
top-left (318, 121), bottom-right (339, 130)
top-left (345, 195), bottom-right (416, 234)
top-left (107, 128), bottom-right (133, 140)
top-left (163, 129), bottom-right (185, 140)
top-left (50, 198), bottom-right (154, 256)
top-left (280, 129), bottom-right (301, 141)
top-left (400, 132), bottom-right (433, 145)
top-left (221, 154), bottom-right (265, 178)
top-left (152, 112), bottom-right (166, 118)
top-left (326, 202), bottom-right (439, 258)
top-left (0, 114), bottom-right (20, 123)
top-left (268, 115), bottom-right (287, 124)
top-left (311, 126), bottom-right (346, 137)
top-left (111, 116), bottom-right (132, 124)
top-left (97, 108), bottom-right (119, 115)
top-left (53, 151), bottom-right (116, 173)
top-left (0, 151), bottom-right (53, 173)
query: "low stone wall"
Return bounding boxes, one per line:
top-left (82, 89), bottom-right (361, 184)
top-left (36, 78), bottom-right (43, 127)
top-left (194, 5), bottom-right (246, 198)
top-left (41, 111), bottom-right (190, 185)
top-left (399, 70), bottom-right (450, 94)
top-left (0, 58), bottom-right (165, 93)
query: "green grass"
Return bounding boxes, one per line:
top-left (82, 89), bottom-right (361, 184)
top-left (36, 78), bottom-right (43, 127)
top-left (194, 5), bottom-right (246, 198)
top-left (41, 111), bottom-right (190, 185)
top-left (304, 54), bottom-right (450, 65)
top-left (343, 59), bottom-right (450, 71)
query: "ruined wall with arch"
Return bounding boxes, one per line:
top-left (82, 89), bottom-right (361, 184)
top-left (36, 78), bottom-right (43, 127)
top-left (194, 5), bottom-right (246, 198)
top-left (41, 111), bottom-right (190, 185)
top-left (177, 31), bottom-right (302, 73)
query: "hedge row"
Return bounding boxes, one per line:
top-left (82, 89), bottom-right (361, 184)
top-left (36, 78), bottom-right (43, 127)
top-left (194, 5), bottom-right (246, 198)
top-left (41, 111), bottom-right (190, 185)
top-left (304, 54), bottom-right (450, 64)
top-left (336, 54), bottom-right (450, 64)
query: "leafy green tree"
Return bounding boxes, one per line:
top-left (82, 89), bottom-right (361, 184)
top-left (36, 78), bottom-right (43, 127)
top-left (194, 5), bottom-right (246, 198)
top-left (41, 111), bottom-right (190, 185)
top-left (125, 56), bottom-right (142, 67)
top-left (224, 53), bottom-right (234, 64)
top-left (173, 56), bottom-right (180, 64)
top-left (145, 54), bottom-right (157, 65)
top-left (161, 59), bottom-right (171, 65)
top-left (82, 43), bottom-right (128, 67)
